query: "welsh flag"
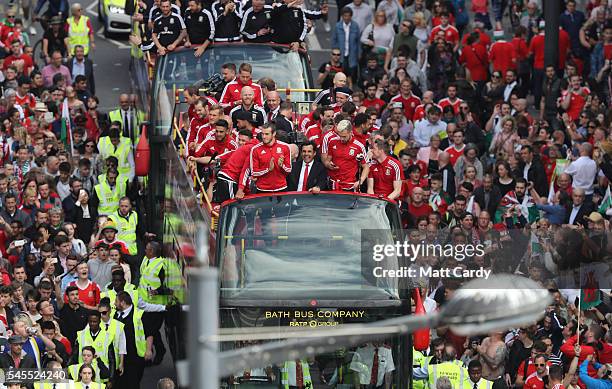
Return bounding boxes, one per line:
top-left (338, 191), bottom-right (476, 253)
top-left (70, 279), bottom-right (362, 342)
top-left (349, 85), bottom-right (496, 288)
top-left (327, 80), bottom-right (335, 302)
top-left (598, 185), bottom-right (612, 214)
top-left (547, 159), bottom-right (570, 203)
top-left (60, 98), bottom-right (74, 156)
top-left (580, 270), bottom-right (601, 310)
top-left (494, 191), bottom-right (538, 224)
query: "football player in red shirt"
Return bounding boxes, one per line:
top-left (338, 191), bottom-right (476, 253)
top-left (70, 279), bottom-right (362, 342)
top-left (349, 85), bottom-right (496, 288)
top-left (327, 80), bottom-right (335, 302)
top-left (214, 129), bottom-right (256, 202)
top-left (219, 63), bottom-right (263, 111)
top-left (367, 139), bottom-right (403, 201)
top-left (249, 124), bottom-right (292, 192)
top-left (390, 79), bottom-right (421, 122)
top-left (322, 119), bottom-right (369, 191)
top-left (186, 99), bottom-right (209, 154)
top-left (189, 119), bottom-right (238, 165)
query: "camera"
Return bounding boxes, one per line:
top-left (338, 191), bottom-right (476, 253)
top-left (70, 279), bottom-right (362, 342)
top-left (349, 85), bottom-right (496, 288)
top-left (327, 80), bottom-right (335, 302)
top-left (193, 74), bottom-right (224, 96)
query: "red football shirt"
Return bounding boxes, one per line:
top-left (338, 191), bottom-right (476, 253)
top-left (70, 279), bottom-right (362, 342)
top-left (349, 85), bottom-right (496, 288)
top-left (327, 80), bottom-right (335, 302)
top-left (529, 33), bottom-right (545, 70)
top-left (194, 135), bottom-right (238, 158)
top-left (305, 123), bottom-right (323, 149)
top-left (325, 135), bottom-right (368, 190)
top-left (489, 40), bottom-right (517, 74)
top-left (562, 87), bottom-right (590, 121)
top-left (438, 97), bottom-right (464, 115)
top-left (524, 372), bottom-right (546, 389)
top-left (444, 145), bottom-right (466, 166)
top-left (390, 93), bottom-right (422, 121)
top-left (65, 280), bottom-right (100, 307)
top-left (368, 156), bottom-right (403, 197)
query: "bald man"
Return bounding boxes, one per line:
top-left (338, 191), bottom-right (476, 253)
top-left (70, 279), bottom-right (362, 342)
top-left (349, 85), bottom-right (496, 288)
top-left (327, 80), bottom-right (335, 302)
top-left (229, 86), bottom-right (267, 129)
top-left (265, 90), bottom-right (282, 122)
top-left (313, 72), bottom-right (347, 106)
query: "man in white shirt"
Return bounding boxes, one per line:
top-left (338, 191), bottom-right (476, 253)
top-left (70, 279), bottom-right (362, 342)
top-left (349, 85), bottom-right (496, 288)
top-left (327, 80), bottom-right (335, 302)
top-left (414, 106), bottom-right (447, 147)
top-left (350, 342), bottom-right (395, 388)
top-left (347, 0), bottom-right (372, 33)
top-left (565, 142), bottom-right (598, 198)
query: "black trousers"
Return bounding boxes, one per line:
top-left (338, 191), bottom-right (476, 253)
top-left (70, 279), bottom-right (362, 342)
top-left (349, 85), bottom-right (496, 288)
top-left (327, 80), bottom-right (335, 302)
top-left (114, 356), bottom-right (145, 389)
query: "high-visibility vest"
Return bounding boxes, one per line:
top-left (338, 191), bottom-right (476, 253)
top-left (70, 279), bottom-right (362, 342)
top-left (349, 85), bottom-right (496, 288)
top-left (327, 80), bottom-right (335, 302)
top-left (281, 360), bottom-right (312, 389)
top-left (98, 318), bottom-right (125, 369)
top-left (101, 283), bottom-right (138, 312)
top-left (427, 361), bottom-right (468, 389)
top-left (164, 257), bottom-right (185, 304)
top-left (76, 328), bottom-right (113, 368)
top-left (94, 179), bottom-right (126, 216)
top-left (468, 378), bottom-right (494, 389)
top-left (74, 382), bottom-right (105, 389)
top-left (98, 173), bottom-right (129, 187)
top-left (34, 382), bottom-right (77, 389)
top-left (108, 109), bottom-right (145, 142)
top-left (414, 348), bottom-right (427, 389)
top-left (97, 136), bottom-right (132, 177)
top-left (138, 256), bottom-right (167, 304)
top-left (68, 360), bottom-right (102, 382)
top-left (67, 16), bottom-right (91, 55)
top-left (132, 307), bottom-right (147, 357)
top-left (109, 210), bottom-right (138, 255)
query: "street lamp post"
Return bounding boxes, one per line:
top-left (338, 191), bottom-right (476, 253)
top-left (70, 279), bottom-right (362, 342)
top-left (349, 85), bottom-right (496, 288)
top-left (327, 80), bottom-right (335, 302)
top-left (187, 271), bottom-right (551, 388)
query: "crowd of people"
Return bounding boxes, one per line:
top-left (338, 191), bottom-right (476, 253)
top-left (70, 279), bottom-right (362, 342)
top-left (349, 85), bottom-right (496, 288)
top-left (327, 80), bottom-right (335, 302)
top-left (0, 0), bottom-right (187, 386)
top-left (169, 0), bottom-right (612, 387)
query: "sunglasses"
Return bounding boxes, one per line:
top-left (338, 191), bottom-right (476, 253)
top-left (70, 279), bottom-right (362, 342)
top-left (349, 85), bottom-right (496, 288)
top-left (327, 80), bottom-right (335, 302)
top-left (492, 74), bottom-right (501, 78)
top-left (535, 363), bottom-right (546, 367)
top-left (100, 310), bottom-right (110, 315)
top-left (7, 15), bottom-right (15, 18)
top-left (331, 52), bottom-right (341, 56)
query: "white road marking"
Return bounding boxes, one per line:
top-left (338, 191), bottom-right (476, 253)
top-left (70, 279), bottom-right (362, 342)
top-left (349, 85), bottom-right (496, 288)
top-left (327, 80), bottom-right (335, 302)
top-left (96, 26), bottom-right (131, 49)
top-left (86, 0), bottom-right (98, 17)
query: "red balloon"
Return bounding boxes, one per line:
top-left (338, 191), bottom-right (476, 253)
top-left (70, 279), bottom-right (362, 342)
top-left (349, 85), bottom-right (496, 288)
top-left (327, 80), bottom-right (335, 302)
top-left (413, 288), bottom-right (430, 351)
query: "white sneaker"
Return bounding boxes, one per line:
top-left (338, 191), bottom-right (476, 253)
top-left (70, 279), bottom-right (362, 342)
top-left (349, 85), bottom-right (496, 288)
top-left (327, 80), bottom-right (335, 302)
top-left (323, 21), bottom-right (331, 32)
top-left (29, 26), bottom-right (36, 35)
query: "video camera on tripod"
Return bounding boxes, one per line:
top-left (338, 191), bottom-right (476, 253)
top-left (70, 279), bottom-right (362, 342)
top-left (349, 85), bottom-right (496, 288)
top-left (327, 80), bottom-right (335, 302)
top-left (193, 73), bottom-right (224, 96)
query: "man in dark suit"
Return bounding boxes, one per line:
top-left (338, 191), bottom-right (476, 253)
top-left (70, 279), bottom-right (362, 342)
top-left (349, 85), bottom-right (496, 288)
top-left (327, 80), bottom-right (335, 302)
top-left (474, 174), bottom-right (502, 217)
top-left (67, 45), bottom-right (95, 95)
top-left (519, 145), bottom-right (549, 197)
top-left (0, 335), bottom-right (37, 369)
top-left (114, 291), bottom-right (151, 389)
top-left (566, 188), bottom-right (594, 227)
top-left (287, 141), bottom-right (328, 192)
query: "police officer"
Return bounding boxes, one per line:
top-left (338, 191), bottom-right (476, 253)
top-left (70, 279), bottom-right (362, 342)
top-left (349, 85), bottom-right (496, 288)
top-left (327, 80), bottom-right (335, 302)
top-left (184, 0), bottom-right (215, 56)
top-left (239, 0), bottom-right (273, 43)
top-left (92, 168), bottom-right (127, 216)
top-left (152, 0), bottom-right (187, 56)
top-left (281, 359), bottom-right (313, 389)
top-left (413, 344), bottom-right (469, 389)
top-left (211, 0), bottom-right (242, 42)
